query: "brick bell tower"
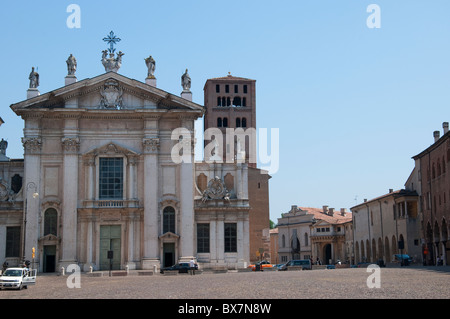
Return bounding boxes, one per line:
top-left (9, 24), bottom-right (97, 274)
top-left (203, 73), bottom-right (256, 167)
top-left (203, 73), bottom-right (271, 263)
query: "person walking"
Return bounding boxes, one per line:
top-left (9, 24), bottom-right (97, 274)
top-left (189, 258), bottom-right (196, 275)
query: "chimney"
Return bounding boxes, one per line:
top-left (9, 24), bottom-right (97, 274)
top-left (389, 189), bottom-right (393, 193)
top-left (291, 205), bottom-right (298, 213)
top-left (434, 130), bottom-right (440, 143)
top-left (364, 199), bottom-right (367, 203)
top-left (443, 122), bottom-right (449, 135)
top-left (322, 205), bottom-right (329, 214)
top-left (340, 208), bottom-right (346, 216)
top-left (328, 208), bottom-right (335, 216)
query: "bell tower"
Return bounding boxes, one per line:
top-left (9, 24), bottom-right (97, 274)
top-left (203, 73), bottom-right (256, 167)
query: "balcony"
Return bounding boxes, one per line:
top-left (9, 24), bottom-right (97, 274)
top-left (82, 199), bottom-right (140, 209)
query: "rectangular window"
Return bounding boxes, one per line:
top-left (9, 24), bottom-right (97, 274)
top-left (216, 84), bottom-right (220, 93)
top-left (99, 157), bottom-right (123, 199)
top-left (6, 227), bottom-right (21, 257)
top-left (243, 85), bottom-right (248, 94)
top-left (197, 224), bottom-right (210, 253)
top-left (224, 223), bottom-right (237, 253)
top-left (225, 85), bottom-right (229, 93)
top-left (234, 85), bottom-right (238, 93)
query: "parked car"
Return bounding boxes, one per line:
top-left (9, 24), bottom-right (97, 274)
top-left (160, 262), bottom-right (197, 274)
top-left (278, 259), bottom-right (312, 271)
top-left (248, 260), bottom-right (273, 271)
top-left (0, 268), bottom-right (37, 290)
top-left (394, 254), bottom-right (412, 266)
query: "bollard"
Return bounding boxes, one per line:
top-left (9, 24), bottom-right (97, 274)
top-left (126, 265), bottom-right (129, 274)
top-left (89, 266), bottom-right (93, 273)
top-left (153, 264), bottom-right (157, 273)
top-left (61, 266), bottom-right (65, 276)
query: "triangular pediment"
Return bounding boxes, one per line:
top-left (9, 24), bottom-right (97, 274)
top-left (159, 232), bottom-right (180, 240)
top-left (83, 141), bottom-right (140, 157)
top-left (10, 72), bottom-right (204, 115)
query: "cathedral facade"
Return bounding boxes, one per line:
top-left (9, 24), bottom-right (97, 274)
top-left (0, 45), bottom-right (253, 272)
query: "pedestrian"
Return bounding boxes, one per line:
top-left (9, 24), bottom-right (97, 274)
top-left (189, 258), bottom-right (196, 275)
top-left (436, 255), bottom-right (441, 266)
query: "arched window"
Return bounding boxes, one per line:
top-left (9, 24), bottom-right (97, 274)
top-left (282, 234), bottom-right (286, 248)
top-left (44, 208), bottom-right (58, 236)
top-left (236, 118), bottom-right (241, 127)
top-left (242, 117), bottom-right (247, 128)
top-left (163, 206), bottom-right (175, 234)
top-left (217, 117), bottom-right (222, 127)
top-left (222, 117), bottom-right (228, 127)
top-left (217, 96), bottom-right (221, 106)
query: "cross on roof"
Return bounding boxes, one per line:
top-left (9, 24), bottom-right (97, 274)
top-left (103, 31), bottom-right (121, 53)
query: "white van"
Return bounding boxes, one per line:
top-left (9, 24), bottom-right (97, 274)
top-left (0, 268), bottom-right (37, 290)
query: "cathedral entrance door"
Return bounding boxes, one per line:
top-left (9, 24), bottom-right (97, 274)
top-left (324, 244), bottom-right (332, 265)
top-left (43, 245), bottom-right (56, 272)
top-left (100, 225), bottom-right (121, 270)
top-left (163, 243), bottom-right (175, 267)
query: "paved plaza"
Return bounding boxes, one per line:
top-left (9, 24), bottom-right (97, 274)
top-left (1, 266), bottom-right (449, 300)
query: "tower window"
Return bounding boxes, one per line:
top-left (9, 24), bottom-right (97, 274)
top-left (217, 118), bottom-right (223, 127)
top-left (242, 97), bottom-right (247, 107)
top-left (223, 117), bottom-right (228, 127)
top-left (225, 85), bottom-right (229, 93)
top-left (236, 118), bottom-right (241, 127)
top-left (216, 84), bottom-right (220, 93)
top-left (234, 85), bottom-right (238, 93)
top-left (242, 117), bottom-right (247, 128)
top-left (243, 85), bottom-right (248, 94)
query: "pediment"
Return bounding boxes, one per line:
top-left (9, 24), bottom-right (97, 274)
top-left (10, 72), bottom-right (205, 114)
top-left (159, 232), bottom-right (180, 240)
top-left (83, 141), bottom-right (140, 158)
top-left (313, 220), bottom-right (331, 227)
top-left (38, 234), bottom-right (61, 243)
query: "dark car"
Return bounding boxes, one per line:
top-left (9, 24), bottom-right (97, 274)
top-left (278, 259), bottom-right (312, 271)
top-left (394, 254), bottom-right (412, 266)
top-left (160, 262), bottom-right (197, 274)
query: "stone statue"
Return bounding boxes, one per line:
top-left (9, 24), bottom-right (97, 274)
top-left (181, 69), bottom-right (191, 92)
top-left (101, 50), bottom-right (124, 73)
top-left (29, 67), bottom-right (39, 89)
top-left (0, 139), bottom-right (7, 155)
top-left (66, 54), bottom-right (77, 76)
top-left (145, 55), bottom-right (156, 79)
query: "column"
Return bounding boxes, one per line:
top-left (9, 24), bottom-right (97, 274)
top-left (128, 156), bottom-right (137, 200)
top-left (60, 133), bottom-right (80, 268)
top-left (127, 213), bottom-right (136, 270)
top-left (179, 117), bottom-right (195, 262)
top-left (141, 116), bottom-right (160, 269)
top-left (22, 137), bottom-right (41, 268)
top-left (216, 215), bottom-right (225, 264)
top-left (210, 217), bottom-right (217, 262)
top-left (237, 216), bottom-right (244, 267)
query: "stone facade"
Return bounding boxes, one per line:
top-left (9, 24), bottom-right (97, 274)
top-left (1, 61), bottom-right (252, 272)
top-left (412, 122), bottom-right (450, 265)
top-left (277, 205), bottom-right (352, 265)
top-left (351, 189), bottom-right (421, 265)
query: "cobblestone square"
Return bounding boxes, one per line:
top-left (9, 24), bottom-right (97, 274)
top-left (1, 266), bottom-right (449, 300)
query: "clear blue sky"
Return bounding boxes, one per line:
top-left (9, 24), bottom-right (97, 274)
top-left (1, 1), bottom-right (449, 223)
